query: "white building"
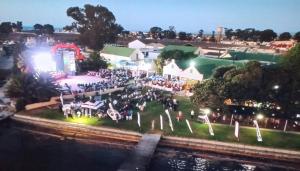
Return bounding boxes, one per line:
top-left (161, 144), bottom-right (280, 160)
top-left (100, 46), bottom-right (144, 65)
top-left (195, 46), bottom-right (227, 57)
top-left (128, 39), bottom-right (146, 49)
top-left (162, 59), bottom-right (203, 81)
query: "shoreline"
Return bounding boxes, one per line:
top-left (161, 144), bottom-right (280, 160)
top-left (10, 114), bottom-right (300, 164)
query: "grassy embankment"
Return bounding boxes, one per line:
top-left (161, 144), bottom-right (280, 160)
top-left (27, 96), bottom-right (300, 150)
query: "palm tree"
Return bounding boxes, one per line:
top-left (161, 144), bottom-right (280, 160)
top-left (5, 73), bottom-right (59, 104)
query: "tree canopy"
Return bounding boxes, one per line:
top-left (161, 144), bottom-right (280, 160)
top-left (260, 29), bottom-right (277, 42)
top-left (192, 44), bottom-right (300, 119)
top-left (66, 4), bottom-right (123, 50)
top-left (77, 52), bottom-right (108, 73)
top-left (149, 27), bottom-right (162, 39)
top-left (5, 73), bottom-right (59, 111)
top-left (279, 32), bottom-right (292, 41)
top-left (33, 24), bottom-right (54, 35)
top-left (161, 26), bottom-right (176, 39)
top-left (0, 22), bottom-right (13, 34)
top-left (294, 32), bottom-right (300, 42)
top-left (223, 28), bottom-right (277, 42)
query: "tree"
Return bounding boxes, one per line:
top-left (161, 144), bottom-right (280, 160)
top-left (164, 26), bottom-right (176, 39)
top-left (186, 33), bottom-right (193, 41)
top-left (198, 29), bottom-right (204, 38)
top-left (224, 28), bottom-right (234, 40)
top-left (77, 52), bottom-right (108, 73)
top-left (149, 27), bottom-right (162, 39)
top-left (293, 32), bottom-right (300, 42)
top-left (212, 66), bottom-right (236, 79)
top-left (66, 4), bottom-right (123, 50)
top-left (33, 24), bottom-right (43, 35)
top-left (191, 79), bottom-right (227, 110)
top-left (121, 30), bottom-right (130, 38)
top-left (260, 29), bottom-right (277, 42)
top-left (5, 73), bottom-right (59, 110)
top-left (43, 24), bottom-right (55, 34)
top-left (210, 31), bottom-right (216, 42)
top-left (178, 32), bottom-right (187, 40)
top-left (279, 32), bottom-right (292, 41)
top-left (0, 22), bottom-right (12, 34)
top-left (154, 58), bottom-right (164, 74)
top-left (63, 25), bottom-right (74, 32)
top-left (11, 21), bottom-right (22, 32)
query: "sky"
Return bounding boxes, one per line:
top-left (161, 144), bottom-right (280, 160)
top-left (0, 0), bottom-right (299, 34)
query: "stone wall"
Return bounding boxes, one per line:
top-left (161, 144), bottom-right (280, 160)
top-left (12, 114), bottom-right (300, 163)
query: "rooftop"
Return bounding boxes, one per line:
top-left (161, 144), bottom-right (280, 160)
top-left (229, 51), bottom-right (282, 63)
top-left (101, 46), bottom-right (135, 57)
top-left (163, 45), bottom-right (197, 53)
top-left (176, 56), bottom-right (247, 78)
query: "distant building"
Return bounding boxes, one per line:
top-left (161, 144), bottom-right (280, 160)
top-left (271, 40), bottom-right (296, 52)
top-left (128, 39), bottom-right (146, 49)
top-left (216, 27), bottom-right (224, 42)
top-left (195, 47), bottom-right (227, 57)
top-left (220, 51), bottom-right (282, 64)
top-left (162, 45), bottom-right (198, 54)
top-left (146, 43), bottom-right (165, 50)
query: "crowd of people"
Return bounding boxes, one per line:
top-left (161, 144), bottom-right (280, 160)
top-left (145, 75), bottom-right (185, 92)
top-left (61, 69), bottom-right (133, 94)
top-left (61, 86), bottom-right (182, 123)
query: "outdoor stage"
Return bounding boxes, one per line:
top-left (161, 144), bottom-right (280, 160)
top-left (56, 75), bottom-right (106, 91)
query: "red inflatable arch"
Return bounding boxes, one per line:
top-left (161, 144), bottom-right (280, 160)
top-left (51, 43), bottom-right (85, 60)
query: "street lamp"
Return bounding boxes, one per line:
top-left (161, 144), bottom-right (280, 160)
top-left (190, 61), bottom-right (195, 67)
top-left (273, 85), bottom-right (280, 90)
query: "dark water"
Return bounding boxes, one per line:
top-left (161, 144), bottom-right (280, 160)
top-left (0, 119), bottom-right (299, 171)
top-left (150, 148), bottom-right (299, 171)
top-left (0, 120), bottom-right (130, 171)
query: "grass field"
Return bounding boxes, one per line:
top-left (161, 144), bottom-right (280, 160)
top-left (31, 96), bottom-right (300, 150)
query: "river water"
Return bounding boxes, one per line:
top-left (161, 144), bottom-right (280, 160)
top-left (0, 119), bottom-right (298, 171)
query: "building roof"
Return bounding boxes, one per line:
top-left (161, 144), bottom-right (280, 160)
top-left (147, 43), bottom-right (165, 48)
top-left (176, 56), bottom-right (247, 79)
top-left (228, 51), bottom-right (282, 63)
top-left (101, 46), bottom-right (135, 57)
top-left (163, 45), bottom-right (197, 53)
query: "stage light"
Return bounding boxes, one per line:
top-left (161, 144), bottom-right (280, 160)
top-left (32, 52), bottom-right (56, 72)
top-left (256, 114), bottom-right (264, 120)
top-left (200, 108), bottom-right (211, 115)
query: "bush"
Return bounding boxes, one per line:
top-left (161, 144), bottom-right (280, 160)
top-left (15, 98), bottom-right (26, 112)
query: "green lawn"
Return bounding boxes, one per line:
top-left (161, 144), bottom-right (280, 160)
top-left (31, 96), bottom-right (300, 151)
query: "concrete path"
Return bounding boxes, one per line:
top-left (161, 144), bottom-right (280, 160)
top-left (118, 133), bottom-right (161, 171)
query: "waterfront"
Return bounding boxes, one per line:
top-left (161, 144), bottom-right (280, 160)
top-left (0, 119), bottom-right (299, 171)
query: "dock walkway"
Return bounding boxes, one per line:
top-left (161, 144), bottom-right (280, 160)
top-left (118, 133), bottom-right (161, 171)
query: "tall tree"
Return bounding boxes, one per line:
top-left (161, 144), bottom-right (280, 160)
top-left (66, 4), bottom-right (123, 50)
top-left (279, 32), bottom-right (292, 41)
top-left (293, 32), bottom-right (300, 42)
top-left (5, 73), bottom-right (59, 111)
top-left (0, 22), bottom-right (12, 34)
top-left (178, 31), bottom-right (187, 40)
top-left (163, 26), bottom-right (176, 39)
top-left (149, 27), bottom-right (162, 39)
top-left (260, 29), bottom-right (277, 42)
top-left (43, 24), bottom-right (55, 34)
top-left (224, 28), bottom-right (234, 40)
top-left (33, 24), bottom-right (43, 35)
top-left (11, 21), bottom-right (22, 32)
top-left (198, 29), bottom-right (204, 38)
top-left (77, 52), bottom-right (107, 73)
top-left (210, 31), bottom-right (216, 42)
